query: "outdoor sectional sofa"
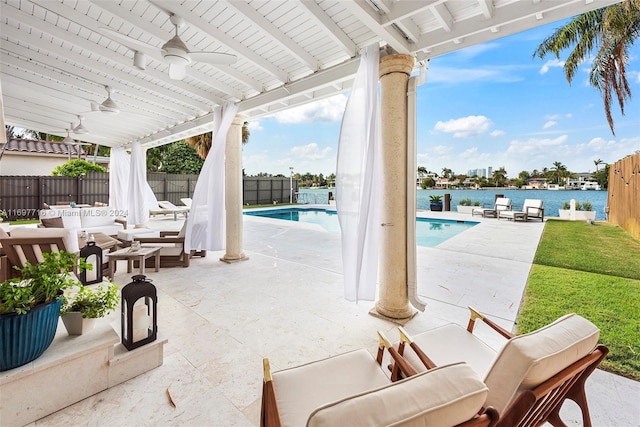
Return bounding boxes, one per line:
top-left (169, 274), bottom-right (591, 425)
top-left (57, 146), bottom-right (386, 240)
top-left (39, 206), bottom-right (125, 236)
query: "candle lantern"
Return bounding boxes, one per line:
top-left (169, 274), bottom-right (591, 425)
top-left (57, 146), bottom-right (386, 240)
top-left (79, 240), bottom-right (103, 285)
top-left (121, 274), bottom-right (157, 351)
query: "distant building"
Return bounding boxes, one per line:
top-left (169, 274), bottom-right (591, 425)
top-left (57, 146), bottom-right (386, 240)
top-left (487, 166), bottom-right (493, 179)
top-left (0, 138), bottom-right (108, 176)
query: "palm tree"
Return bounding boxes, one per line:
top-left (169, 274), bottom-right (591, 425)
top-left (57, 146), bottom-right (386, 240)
top-left (594, 158), bottom-right (604, 172)
top-left (492, 167), bottom-right (508, 187)
top-left (188, 121), bottom-right (251, 160)
top-left (551, 161), bottom-right (569, 184)
top-left (533, 0), bottom-right (640, 135)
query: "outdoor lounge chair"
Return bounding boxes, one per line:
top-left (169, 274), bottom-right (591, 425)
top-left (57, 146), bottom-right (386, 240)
top-left (391, 308), bottom-right (608, 427)
top-left (149, 201), bottom-right (190, 221)
top-left (472, 198), bottom-right (511, 218)
top-left (498, 199), bottom-right (544, 222)
top-left (180, 197), bottom-right (192, 208)
top-left (260, 331), bottom-right (499, 427)
top-left (132, 221), bottom-right (205, 268)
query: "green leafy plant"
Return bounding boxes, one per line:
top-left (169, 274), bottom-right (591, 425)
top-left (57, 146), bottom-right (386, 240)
top-left (51, 159), bottom-right (107, 177)
top-left (473, 200), bottom-right (481, 206)
top-left (61, 282), bottom-right (119, 318)
top-left (459, 198), bottom-right (472, 206)
top-left (429, 195), bottom-right (443, 203)
top-left (0, 251), bottom-right (83, 315)
top-left (582, 201), bottom-right (593, 211)
top-left (562, 201), bottom-right (571, 210)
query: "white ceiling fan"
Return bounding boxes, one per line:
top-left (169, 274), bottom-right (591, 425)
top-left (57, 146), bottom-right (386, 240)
top-left (99, 14), bottom-right (237, 80)
top-left (87, 86), bottom-right (120, 115)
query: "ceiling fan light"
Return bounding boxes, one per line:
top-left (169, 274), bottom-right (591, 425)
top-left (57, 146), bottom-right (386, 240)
top-left (133, 50), bottom-right (146, 70)
top-left (163, 48), bottom-right (191, 65)
top-left (74, 123), bottom-right (89, 134)
top-left (100, 97), bottom-right (120, 114)
top-left (62, 135), bottom-right (74, 144)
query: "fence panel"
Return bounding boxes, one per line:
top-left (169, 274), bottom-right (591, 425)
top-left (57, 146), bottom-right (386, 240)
top-left (608, 153), bottom-right (640, 239)
top-left (1, 173), bottom-right (298, 220)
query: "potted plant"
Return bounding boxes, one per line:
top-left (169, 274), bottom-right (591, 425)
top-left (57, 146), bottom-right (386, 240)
top-left (60, 281), bottom-right (119, 335)
top-left (456, 198), bottom-right (475, 214)
top-left (429, 195), bottom-right (443, 211)
top-left (558, 199), bottom-right (596, 221)
top-left (0, 251), bottom-right (80, 371)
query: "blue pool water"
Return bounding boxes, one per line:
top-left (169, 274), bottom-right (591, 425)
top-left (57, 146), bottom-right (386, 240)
top-left (244, 208), bottom-right (477, 247)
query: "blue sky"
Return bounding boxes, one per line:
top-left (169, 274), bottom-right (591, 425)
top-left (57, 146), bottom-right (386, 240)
top-left (242, 20), bottom-right (640, 179)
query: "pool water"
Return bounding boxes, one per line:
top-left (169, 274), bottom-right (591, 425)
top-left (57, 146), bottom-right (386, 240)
top-left (244, 208), bottom-right (477, 247)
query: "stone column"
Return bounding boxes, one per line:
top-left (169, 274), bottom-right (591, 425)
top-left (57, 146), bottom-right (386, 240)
top-left (221, 115), bottom-right (248, 263)
top-left (373, 54), bottom-right (415, 321)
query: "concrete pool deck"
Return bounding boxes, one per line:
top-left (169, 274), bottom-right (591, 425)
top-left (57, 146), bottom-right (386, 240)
top-left (30, 209), bottom-right (639, 426)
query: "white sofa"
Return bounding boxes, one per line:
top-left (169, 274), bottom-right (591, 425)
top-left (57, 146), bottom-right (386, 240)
top-left (39, 207), bottom-right (124, 236)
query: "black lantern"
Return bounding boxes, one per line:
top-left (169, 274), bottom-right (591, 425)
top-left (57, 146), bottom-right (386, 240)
top-left (79, 240), bottom-right (103, 285)
top-left (121, 275), bottom-right (157, 351)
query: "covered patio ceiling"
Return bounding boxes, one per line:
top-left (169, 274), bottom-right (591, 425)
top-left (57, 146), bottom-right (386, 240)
top-left (1, 0), bottom-right (619, 149)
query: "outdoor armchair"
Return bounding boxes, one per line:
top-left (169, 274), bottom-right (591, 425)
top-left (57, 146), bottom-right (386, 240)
top-left (391, 308), bottom-right (608, 427)
top-left (472, 198), bottom-right (511, 218)
top-left (498, 199), bottom-right (544, 222)
top-left (261, 331), bottom-right (498, 427)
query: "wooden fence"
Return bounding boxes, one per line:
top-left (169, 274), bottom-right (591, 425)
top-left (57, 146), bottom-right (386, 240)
top-left (0, 173), bottom-right (298, 221)
top-left (607, 153), bottom-right (640, 239)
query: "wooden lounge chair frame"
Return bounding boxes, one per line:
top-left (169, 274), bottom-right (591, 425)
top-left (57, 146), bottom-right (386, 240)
top-left (261, 331), bottom-right (499, 427)
top-left (394, 308), bottom-right (608, 427)
top-left (0, 236), bottom-right (74, 279)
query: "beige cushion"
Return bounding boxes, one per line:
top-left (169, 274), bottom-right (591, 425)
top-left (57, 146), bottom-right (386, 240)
top-left (402, 324), bottom-right (498, 378)
top-left (523, 199), bottom-right (543, 216)
top-left (484, 313), bottom-right (599, 413)
top-left (80, 207), bottom-right (116, 228)
top-left (308, 362), bottom-right (488, 427)
top-left (273, 349), bottom-right (389, 427)
top-left (495, 197), bottom-right (511, 211)
top-left (140, 242), bottom-right (183, 256)
top-left (9, 227), bottom-right (79, 254)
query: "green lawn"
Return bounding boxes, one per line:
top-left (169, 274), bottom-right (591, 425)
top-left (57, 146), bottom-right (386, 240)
top-left (517, 219), bottom-right (640, 380)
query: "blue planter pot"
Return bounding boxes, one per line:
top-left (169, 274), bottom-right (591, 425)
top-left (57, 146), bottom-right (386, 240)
top-left (0, 299), bottom-right (61, 371)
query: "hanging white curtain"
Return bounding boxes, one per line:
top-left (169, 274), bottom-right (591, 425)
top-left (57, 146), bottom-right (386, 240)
top-left (127, 142), bottom-right (158, 226)
top-left (336, 44), bottom-right (381, 302)
top-left (0, 79), bottom-right (6, 147)
top-left (109, 147), bottom-right (129, 211)
top-left (185, 103), bottom-right (238, 252)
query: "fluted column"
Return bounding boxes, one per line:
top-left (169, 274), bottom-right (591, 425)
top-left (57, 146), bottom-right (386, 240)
top-left (373, 54), bottom-right (415, 320)
top-left (221, 115), bottom-right (248, 263)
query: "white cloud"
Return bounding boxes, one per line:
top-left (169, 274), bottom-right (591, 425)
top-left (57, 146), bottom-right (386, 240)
top-left (267, 95), bottom-right (347, 124)
top-left (290, 143), bottom-right (332, 160)
top-left (247, 120), bottom-right (263, 131)
top-left (427, 65), bottom-right (524, 84)
top-left (490, 130), bottom-right (505, 137)
top-left (539, 59), bottom-right (564, 74)
top-left (433, 115), bottom-right (493, 138)
top-left (543, 121), bottom-right (557, 129)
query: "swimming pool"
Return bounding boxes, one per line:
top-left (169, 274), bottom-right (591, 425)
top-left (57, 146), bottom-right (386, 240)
top-left (244, 208), bottom-right (477, 247)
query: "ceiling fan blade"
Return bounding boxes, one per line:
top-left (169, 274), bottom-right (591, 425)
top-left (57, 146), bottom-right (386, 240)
top-left (96, 27), bottom-right (161, 59)
top-left (168, 63), bottom-right (187, 80)
top-left (190, 52), bottom-right (237, 65)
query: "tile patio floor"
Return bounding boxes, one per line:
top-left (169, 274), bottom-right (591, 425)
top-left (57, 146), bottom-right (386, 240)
top-left (31, 209), bottom-right (639, 426)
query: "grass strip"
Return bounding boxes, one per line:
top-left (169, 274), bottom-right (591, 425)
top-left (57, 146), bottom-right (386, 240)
top-left (518, 219), bottom-right (640, 380)
top-left (518, 265), bottom-right (640, 380)
top-left (534, 219), bottom-right (640, 280)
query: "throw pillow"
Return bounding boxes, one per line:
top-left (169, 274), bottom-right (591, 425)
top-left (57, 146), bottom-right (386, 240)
top-left (41, 217), bottom-right (65, 228)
